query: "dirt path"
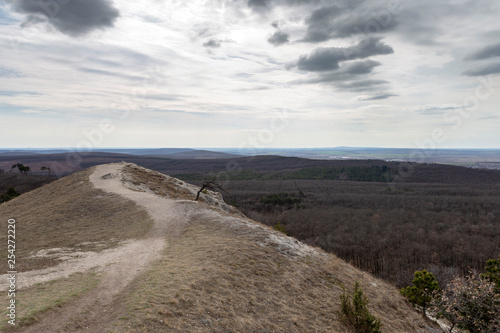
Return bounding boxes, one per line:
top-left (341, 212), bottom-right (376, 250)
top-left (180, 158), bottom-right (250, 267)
top-left (19, 163), bottom-right (190, 332)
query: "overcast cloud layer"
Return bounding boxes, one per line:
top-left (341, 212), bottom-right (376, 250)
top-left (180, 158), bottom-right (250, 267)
top-left (0, 0), bottom-right (499, 148)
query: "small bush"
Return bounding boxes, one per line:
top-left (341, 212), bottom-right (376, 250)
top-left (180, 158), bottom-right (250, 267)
top-left (0, 187), bottom-right (20, 203)
top-left (432, 270), bottom-right (499, 333)
top-left (339, 281), bottom-right (381, 333)
top-left (273, 222), bottom-right (287, 235)
top-left (482, 255), bottom-right (500, 293)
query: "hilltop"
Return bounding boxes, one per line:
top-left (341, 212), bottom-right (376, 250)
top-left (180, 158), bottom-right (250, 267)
top-left (0, 163), bottom-right (440, 332)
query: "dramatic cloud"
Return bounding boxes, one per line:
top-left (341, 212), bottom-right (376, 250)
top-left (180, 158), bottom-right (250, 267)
top-left (289, 38), bottom-right (394, 97)
top-left (268, 30), bottom-right (289, 46)
top-left (9, 0), bottom-right (119, 36)
top-left (294, 37), bottom-right (393, 72)
top-left (462, 62), bottom-right (500, 76)
top-left (302, 3), bottom-right (399, 42)
top-left (464, 42), bottom-right (500, 61)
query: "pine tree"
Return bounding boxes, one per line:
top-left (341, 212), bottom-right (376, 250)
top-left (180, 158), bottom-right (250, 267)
top-left (482, 255), bottom-right (500, 294)
top-left (400, 270), bottom-right (440, 316)
top-left (340, 281), bottom-right (382, 333)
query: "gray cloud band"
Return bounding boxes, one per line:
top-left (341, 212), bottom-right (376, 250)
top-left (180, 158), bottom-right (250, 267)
top-left (9, 0), bottom-right (119, 36)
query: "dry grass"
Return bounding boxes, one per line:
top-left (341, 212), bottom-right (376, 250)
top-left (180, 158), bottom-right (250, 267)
top-left (122, 164), bottom-right (194, 200)
top-left (122, 164), bottom-right (243, 216)
top-left (0, 167), bottom-right (154, 272)
top-left (108, 203), bottom-right (439, 333)
top-left (0, 270), bottom-right (100, 332)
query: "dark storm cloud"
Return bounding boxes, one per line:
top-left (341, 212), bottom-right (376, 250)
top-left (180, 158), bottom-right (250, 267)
top-left (464, 42), bottom-right (500, 61)
top-left (293, 37), bottom-right (393, 72)
top-left (9, 0), bottom-right (119, 36)
top-left (462, 62), bottom-right (500, 76)
top-left (268, 30), bottom-right (289, 46)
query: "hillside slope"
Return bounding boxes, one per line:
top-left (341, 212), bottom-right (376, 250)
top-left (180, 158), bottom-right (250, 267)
top-left (0, 163), bottom-right (440, 332)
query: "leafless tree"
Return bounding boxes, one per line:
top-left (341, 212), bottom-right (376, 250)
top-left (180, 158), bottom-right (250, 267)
top-left (195, 176), bottom-right (224, 201)
top-left (41, 166), bottom-right (51, 176)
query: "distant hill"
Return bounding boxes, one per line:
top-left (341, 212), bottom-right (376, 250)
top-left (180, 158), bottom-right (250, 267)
top-left (2, 153), bottom-right (500, 184)
top-left (0, 151), bottom-right (39, 156)
top-left (221, 147), bottom-right (500, 165)
top-left (149, 149), bottom-right (241, 159)
top-left (0, 163), bottom-right (439, 332)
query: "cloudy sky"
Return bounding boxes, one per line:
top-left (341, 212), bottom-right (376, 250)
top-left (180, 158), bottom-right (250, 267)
top-left (1, 0), bottom-right (499, 149)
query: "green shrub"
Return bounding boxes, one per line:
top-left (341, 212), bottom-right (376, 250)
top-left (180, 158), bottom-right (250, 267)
top-left (273, 222), bottom-right (287, 235)
top-left (340, 281), bottom-right (381, 333)
top-left (482, 255), bottom-right (500, 293)
top-left (0, 187), bottom-right (20, 204)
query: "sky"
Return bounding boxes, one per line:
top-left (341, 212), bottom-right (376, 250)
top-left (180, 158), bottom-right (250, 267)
top-left (0, 0), bottom-right (500, 149)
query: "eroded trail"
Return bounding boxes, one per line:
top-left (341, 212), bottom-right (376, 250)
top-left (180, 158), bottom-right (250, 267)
top-left (20, 163), bottom-right (190, 333)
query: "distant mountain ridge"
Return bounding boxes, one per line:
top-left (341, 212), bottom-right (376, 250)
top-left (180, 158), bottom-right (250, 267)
top-left (2, 153), bottom-right (500, 184)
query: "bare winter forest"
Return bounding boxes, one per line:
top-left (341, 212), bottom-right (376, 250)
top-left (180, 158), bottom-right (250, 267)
top-left (219, 180), bottom-right (500, 288)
